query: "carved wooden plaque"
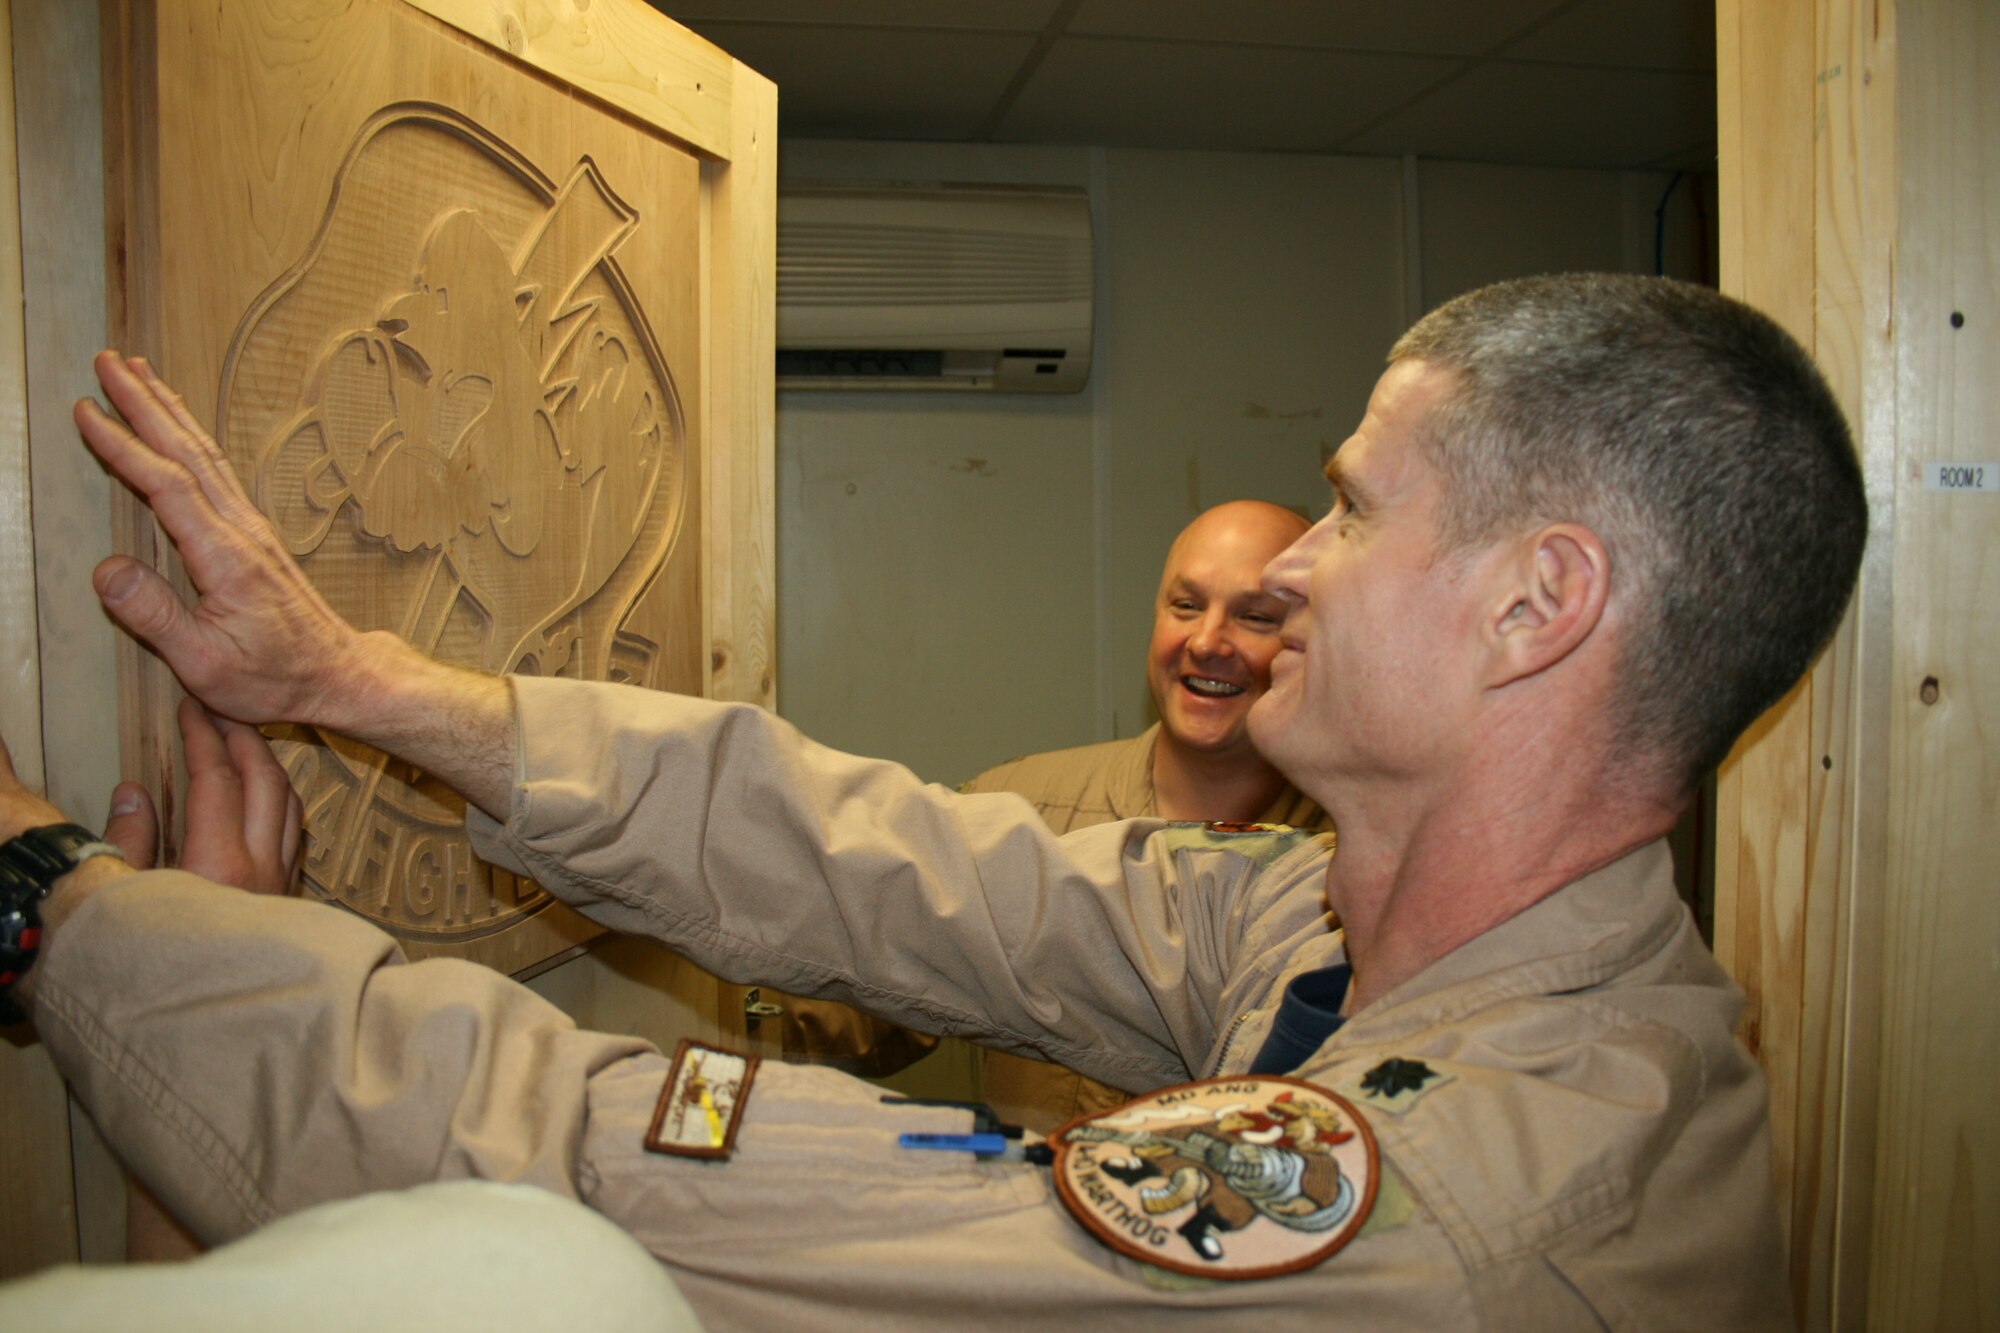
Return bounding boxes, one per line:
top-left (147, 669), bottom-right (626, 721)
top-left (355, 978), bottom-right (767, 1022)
top-left (107, 0), bottom-right (736, 972)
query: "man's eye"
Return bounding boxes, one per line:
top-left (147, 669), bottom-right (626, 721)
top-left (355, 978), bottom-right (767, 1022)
top-left (1242, 611), bottom-right (1280, 628)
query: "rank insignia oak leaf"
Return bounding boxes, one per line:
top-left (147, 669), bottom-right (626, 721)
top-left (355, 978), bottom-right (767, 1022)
top-left (1360, 1058), bottom-right (1437, 1099)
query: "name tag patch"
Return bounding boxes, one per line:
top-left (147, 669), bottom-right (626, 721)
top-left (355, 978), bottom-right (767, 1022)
top-left (644, 1039), bottom-right (760, 1160)
top-left (1050, 1075), bottom-right (1378, 1280)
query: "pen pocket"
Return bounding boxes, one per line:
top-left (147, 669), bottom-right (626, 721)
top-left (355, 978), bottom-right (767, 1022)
top-left (583, 1053), bottom-right (1052, 1255)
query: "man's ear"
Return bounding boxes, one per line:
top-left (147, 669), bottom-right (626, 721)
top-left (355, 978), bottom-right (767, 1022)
top-left (1482, 524), bottom-right (1610, 687)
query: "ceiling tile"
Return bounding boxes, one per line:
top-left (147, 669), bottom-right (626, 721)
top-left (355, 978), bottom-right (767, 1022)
top-left (999, 37), bottom-right (1460, 151)
top-left (669, 23), bottom-right (1038, 138)
top-left (1504, 0), bottom-right (1715, 71)
top-left (1066, 0), bottom-right (1568, 57)
top-left (1337, 62), bottom-right (1716, 168)
top-left (656, 1), bottom-right (1064, 32)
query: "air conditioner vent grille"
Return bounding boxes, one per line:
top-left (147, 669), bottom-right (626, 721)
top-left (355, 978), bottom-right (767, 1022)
top-left (779, 223), bottom-right (1091, 307)
top-left (775, 182), bottom-right (1091, 392)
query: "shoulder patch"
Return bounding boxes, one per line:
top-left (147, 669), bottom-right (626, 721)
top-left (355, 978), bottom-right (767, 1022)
top-left (644, 1039), bottom-right (760, 1159)
top-left (1050, 1075), bottom-right (1377, 1280)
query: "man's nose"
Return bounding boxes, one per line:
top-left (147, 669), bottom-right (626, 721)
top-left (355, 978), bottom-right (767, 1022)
top-left (1188, 612), bottom-right (1233, 659)
top-left (1261, 531), bottom-right (1316, 603)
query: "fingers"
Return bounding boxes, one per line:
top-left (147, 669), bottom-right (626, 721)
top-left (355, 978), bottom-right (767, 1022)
top-left (118, 355), bottom-right (270, 534)
top-left (175, 697), bottom-right (299, 895)
top-left (79, 351), bottom-right (363, 729)
top-left (175, 696), bottom-right (252, 890)
top-left (88, 352), bottom-right (232, 488)
top-left (76, 353), bottom-right (269, 580)
top-left (281, 785), bottom-right (305, 890)
top-left (93, 556), bottom-right (200, 658)
top-left (129, 356), bottom-right (214, 445)
top-left (74, 396), bottom-right (244, 574)
top-left (101, 782), bottom-right (160, 870)
top-left (74, 370), bottom-right (213, 501)
top-left (216, 714), bottom-right (299, 895)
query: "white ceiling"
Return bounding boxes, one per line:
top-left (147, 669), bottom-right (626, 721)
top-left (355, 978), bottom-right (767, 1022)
top-left (656, 0), bottom-right (1717, 171)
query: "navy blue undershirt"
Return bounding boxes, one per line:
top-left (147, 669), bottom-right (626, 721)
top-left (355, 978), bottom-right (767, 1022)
top-left (1247, 963), bottom-right (1353, 1076)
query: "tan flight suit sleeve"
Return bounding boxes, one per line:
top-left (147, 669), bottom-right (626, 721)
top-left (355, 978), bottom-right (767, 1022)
top-left (463, 678), bottom-right (1251, 1092)
top-left (33, 873), bottom-right (650, 1247)
top-left (33, 874), bottom-right (1492, 1330)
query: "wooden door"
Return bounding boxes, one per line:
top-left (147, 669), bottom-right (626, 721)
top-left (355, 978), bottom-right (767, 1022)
top-left (0, 0), bottom-right (771, 1272)
top-left (104, 0), bottom-right (774, 974)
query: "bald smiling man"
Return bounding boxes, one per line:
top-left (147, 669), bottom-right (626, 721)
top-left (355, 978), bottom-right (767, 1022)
top-left (973, 500), bottom-right (1331, 829)
top-left (958, 500), bottom-right (1333, 1131)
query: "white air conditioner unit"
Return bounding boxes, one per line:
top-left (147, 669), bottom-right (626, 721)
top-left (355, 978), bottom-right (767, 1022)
top-left (776, 182), bottom-right (1093, 393)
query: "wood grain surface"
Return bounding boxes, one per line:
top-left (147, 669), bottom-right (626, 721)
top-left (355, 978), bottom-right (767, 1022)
top-left (1865, 0), bottom-right (1997, 1323)
top-left (1717, 0), bottom-right (1997, 1326)
top-left (0, 0), bottom-right (78, 1280)
top-left (104, 0), bottom-right (771, 975)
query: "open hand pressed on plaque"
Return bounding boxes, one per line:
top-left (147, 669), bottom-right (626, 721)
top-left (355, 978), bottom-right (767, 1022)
top-left (73, 351), bottom-right (373, 730)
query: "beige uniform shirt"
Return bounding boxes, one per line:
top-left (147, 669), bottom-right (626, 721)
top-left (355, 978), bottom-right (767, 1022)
top-left (962, 726), bottom-right (1331, 1131)
top-left (37, 679), bottom-right (1789, 1329)
top-left (962, 723), bottom-right (1330, 832)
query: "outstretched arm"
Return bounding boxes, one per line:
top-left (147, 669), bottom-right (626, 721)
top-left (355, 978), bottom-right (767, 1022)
top-left (73, 351), bottom-right (515, 817)
top-left (12, 705), bottom-right (649, 1246)
top-left (93, 697), bottom-right (304, 1261)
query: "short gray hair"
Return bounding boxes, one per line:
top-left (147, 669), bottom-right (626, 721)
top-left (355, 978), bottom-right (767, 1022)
top-left (1392, 274), bottom-right (1866, 790)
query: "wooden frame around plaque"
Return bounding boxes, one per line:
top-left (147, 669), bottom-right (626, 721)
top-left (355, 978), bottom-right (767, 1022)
top-left (103, 0), bottom-right (775, 974)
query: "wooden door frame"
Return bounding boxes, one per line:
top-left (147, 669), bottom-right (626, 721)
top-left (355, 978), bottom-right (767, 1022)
top-left (0, 0), bottom-right (82, 1279)
top-left (1716, 0), bottom-right (1895, 1322)
top-left (1717, 0), bottom-right (1997, 1327)
top-left (399, 0), bottom-right (776, 715)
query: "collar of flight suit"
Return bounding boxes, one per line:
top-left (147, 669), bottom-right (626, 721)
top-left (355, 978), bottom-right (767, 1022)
top-left (1301, 839), bottom-right (1724, 1270)
top-left (1328, 839), bottom-right (1685, 1049)
top-left (1119, 724), bottom-right (1331, 832)
top-left (1101, 724), bottom-right (1163, 822)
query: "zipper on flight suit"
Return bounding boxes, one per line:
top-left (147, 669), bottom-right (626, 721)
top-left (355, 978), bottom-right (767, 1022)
top-left (1202, 1010), bottom-right (1257, 1079)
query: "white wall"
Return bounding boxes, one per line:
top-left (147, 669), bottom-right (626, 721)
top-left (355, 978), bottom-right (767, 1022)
top-left (773, 145), bottom-right (1101, 781)
top-left (1095, 150), bottom-right (1405, 738)
top-left (776, 140), bottom-right (1714, 783)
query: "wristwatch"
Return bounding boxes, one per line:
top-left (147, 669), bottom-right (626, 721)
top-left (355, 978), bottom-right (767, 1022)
top-left (0, 823), bottom-right (124, 1025)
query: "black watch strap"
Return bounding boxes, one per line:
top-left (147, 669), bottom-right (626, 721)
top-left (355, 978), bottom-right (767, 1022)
top-left (1, 822), bottom-right (123, 1025)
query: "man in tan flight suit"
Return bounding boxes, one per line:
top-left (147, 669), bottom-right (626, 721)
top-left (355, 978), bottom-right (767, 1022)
top-left (7, 275), bottom-right (1867, 1327)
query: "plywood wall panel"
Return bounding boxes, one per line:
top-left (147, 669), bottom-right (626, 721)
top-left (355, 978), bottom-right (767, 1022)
top-left (1868, 0), bottom-right (1999, 1320)
top-left (1798, 1), bottom-right (1899, 1323)
top-left (4, 0), bottom-right (137, 1271)
top-left (1713, 0), bottom-right (1823, 1281)
top-left (0, 0), bottom-right (38, 786)
top-left (0, 0), bottom-right (78, 1278)
top-left (1719, 0), bottom-right (1998, 1326)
